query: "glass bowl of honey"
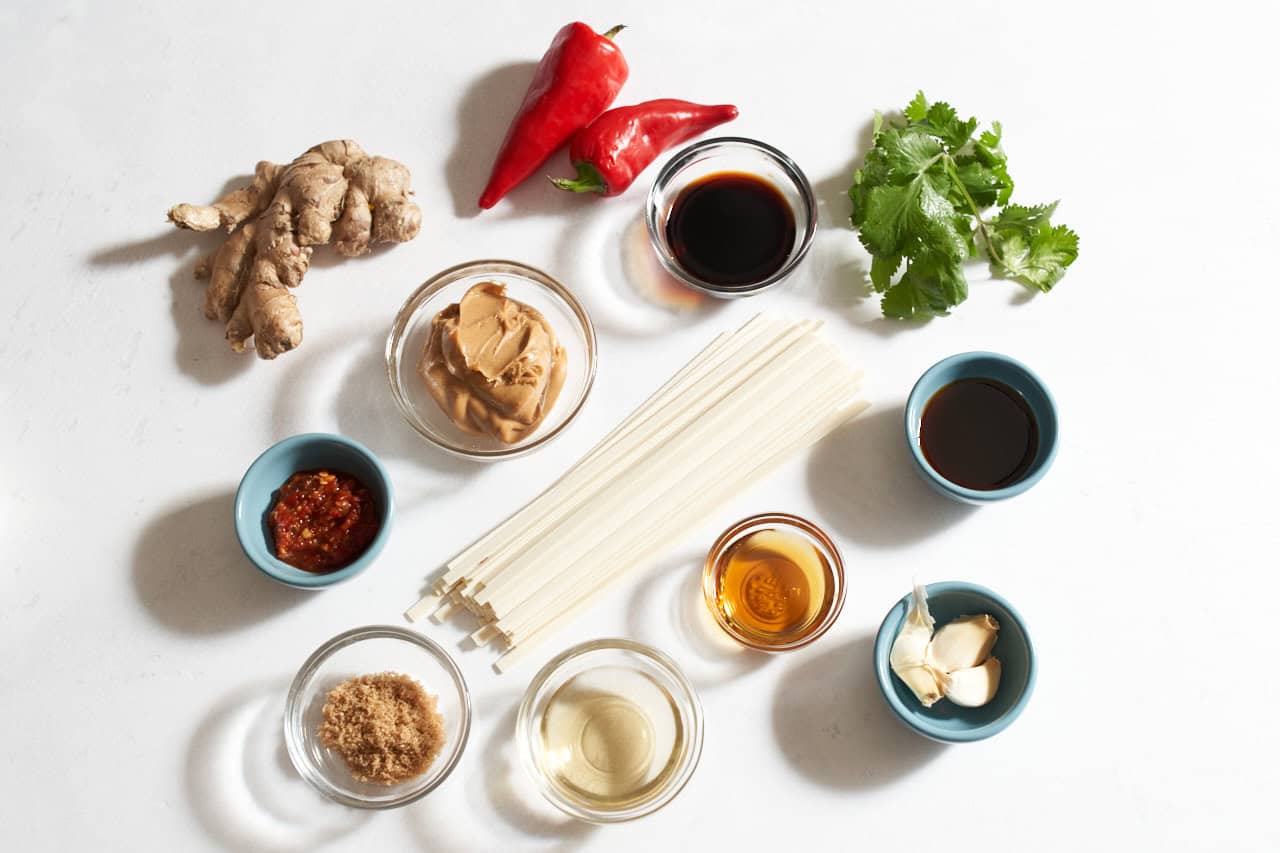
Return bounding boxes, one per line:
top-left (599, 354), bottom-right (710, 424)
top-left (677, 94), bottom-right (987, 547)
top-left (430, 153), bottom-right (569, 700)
top-left (702, 512), bottom-right (846, 652)
top-left (516, 639), bottom-right (704, 823)
top-left (646, 137), bottom-right (817, 298)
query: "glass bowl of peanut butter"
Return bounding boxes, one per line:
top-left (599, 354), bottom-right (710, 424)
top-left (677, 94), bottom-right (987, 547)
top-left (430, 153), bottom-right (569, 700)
top-left (387, 260), bottom-right (597, 459)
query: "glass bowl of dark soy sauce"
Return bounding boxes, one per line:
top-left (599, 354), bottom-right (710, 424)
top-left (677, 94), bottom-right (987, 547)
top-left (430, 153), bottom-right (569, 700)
top-left (905, 352), bottom-right (1059, 504)
top-left (646, 138), bottom-right (816, 297)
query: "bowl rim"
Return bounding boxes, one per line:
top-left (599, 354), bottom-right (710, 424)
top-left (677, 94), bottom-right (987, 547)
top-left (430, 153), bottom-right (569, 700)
top-left (384, 258), bottom-right (598, 461)
top-left (701, 512), bottom-right (847, 652)
top-left (515, 637), bottom-right (705, 824)
top-left (873, 581), bottom-right (1037, 743)
top-left (233, 432), bottom-right (395, 589)
top-left (283, 624), bottom-right (473, 809)
top-left (904, 351), bottom-right (1059, 502)
top-left (645, 136), bottom-right (818, 298)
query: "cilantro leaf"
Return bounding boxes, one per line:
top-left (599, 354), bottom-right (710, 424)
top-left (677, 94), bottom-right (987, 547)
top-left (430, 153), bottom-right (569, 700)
top-left (967, 122), bottom-right (1013, 204)
top-left (847, 92), bottom-right (1078, 318)
top-left (880, 276), bottom-right (926, 319)
top-left (869, 254), bottom-right (900, 293)
top-left (978, 121), bottom-right (1003, 150)
top-left (881, 255), bottom-right (967, 319)
top-left (857, 166), bottom-right (962, 261)
top-left (905, 91), bottom-right (928, 122)
top-left (951, 160), bottom-right (1009, 209)
top-left (857, 182), bottom-right (925, 258)
top-left (991, 202), bottom-right (1057, 230)
top-left (990, 220), bottom-right (1079, 291)
top-left (881, 126), bottom-right (943, 176)
top-left (923, 100), bottom-right (978, 150)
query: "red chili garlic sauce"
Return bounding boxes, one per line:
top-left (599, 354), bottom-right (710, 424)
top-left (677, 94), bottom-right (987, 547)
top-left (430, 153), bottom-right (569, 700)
top-left (268, 470), bottom-right (380, 573)
top-left (919, 378), bottom-right (1038, 490)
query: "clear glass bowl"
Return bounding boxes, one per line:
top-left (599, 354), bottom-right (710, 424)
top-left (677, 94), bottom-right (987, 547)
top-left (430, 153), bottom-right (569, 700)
top-left (646, 137), bottom-right (817, 298)
top-left (702, 512), bottom-right (847, 652)
top-left (516, 639), bottom-right (704, 823)
top-left (284, 626), bottom-right (472, 809)
top-left (385, 259), bottom-right (597, 460)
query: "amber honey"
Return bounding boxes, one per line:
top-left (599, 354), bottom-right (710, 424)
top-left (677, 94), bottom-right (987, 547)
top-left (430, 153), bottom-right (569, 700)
top-left (708, 524), bottom-right (837, 648)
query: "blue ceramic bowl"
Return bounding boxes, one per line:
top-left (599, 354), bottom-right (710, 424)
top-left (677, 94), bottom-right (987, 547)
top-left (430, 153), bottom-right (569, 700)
top-left (873, 581), bottom-right (1036, 743)
top-left (234, 433), bottom-right (394, 589)
top-left (904, 352), bottom-right (1058, 504)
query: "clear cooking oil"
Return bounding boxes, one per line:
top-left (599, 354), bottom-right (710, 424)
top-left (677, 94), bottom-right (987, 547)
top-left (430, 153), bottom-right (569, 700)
top-left (712, 527), bottom-right (834, 646)
top-left (538, 665), bottom-right (682, 809)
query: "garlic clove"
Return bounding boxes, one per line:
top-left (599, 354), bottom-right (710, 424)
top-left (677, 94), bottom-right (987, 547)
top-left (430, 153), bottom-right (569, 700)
top-left (928, 614), bottom-right (999, 672)
top-left (942, 657), bottom-right (1002, 707)
top-left (890, 585), bottom-right (945, 705)
top-left (889, 583), bottom-right (934, 670)
top-left (897, 664), bottom-right (946, 707)
top-left (890, 581), bottom-right (931, 660)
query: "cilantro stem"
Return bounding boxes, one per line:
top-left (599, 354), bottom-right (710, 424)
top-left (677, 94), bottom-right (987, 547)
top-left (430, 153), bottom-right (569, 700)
top-left (942, 155), bottom-right (1004, 266)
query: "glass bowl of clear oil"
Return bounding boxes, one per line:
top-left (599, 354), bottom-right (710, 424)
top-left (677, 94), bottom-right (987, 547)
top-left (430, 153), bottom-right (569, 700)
top-left (516, 639), bottom-right (704, 823)
top-left (703, 513), bottom-right (846, 652)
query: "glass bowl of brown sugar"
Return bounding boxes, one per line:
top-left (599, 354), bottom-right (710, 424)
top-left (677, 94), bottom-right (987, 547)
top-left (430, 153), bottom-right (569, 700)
top-left (284, 625), bottom-right (472, 809)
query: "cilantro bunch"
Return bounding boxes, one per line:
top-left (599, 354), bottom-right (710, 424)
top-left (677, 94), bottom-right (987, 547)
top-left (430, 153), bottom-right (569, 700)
top-left (849, 92), bottom-right (1079, 319)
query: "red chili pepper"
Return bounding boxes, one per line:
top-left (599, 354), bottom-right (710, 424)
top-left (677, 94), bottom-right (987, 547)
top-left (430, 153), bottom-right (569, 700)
top-left (478, 23), bottom-right (629, 210)
top-left (550, 100), bottom-right (740, 197)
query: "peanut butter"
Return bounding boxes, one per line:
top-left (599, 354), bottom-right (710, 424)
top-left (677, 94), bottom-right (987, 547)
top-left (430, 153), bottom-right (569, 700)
top-left (419, 282), bottom-right (567, 444)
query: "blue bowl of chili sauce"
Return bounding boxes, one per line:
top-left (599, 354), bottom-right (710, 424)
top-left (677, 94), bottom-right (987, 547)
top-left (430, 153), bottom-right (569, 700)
top-left (234, 433), bottom-right (394, 589)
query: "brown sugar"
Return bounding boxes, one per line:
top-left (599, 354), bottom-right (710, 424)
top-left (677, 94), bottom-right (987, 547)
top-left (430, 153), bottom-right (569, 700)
top-left (318, 672), bottom-right (446, 785)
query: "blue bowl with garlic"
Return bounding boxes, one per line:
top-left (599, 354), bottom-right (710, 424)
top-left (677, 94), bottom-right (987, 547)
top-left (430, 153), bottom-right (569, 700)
top-left (873, 581), bottom-right (1036, 743)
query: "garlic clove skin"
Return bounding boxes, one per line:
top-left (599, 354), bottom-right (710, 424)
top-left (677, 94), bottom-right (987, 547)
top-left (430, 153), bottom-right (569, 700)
top-left (942, 657), bottom-right (1002, 707)
top-left (906, 583), bottom-right (935, 632)
top-left (928, 614), bottom-right (999, 673)
top-left (897, 664), bottom-right (946, 707)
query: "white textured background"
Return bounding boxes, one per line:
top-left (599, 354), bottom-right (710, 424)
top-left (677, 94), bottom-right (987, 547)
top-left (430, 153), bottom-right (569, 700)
top-left (2, 1), bottom-right (1277, 850)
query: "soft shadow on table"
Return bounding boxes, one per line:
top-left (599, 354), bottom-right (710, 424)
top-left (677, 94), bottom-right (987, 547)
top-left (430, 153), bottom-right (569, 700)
top-left (1007, 282), bottom-right (1038, 306)
top-left (187, 681), bottom-right (368, 852)
top-left (624, 549), bottom-right (771, 690)
top-left (791, 245), bottom-right (870, 323)
top-left (334, 330), bottom-right (485, 482)
top-left (271, 327), bottom-right (486, 484)
top-left (483, 702), bottom-right (596, 843)
top-left (133, 491), bottom-right (306, 635)
top-left (813, 112), bottom-right (878, 230)
top-left (772, 635), bottom-right (944, 789)
top-left (807, 406), bottom-right (974, 548)
top-left (785, 114), bottom-right (877, 323)
top-left (407, 695), bottom-right (595, 852)
top-left (552, 204), bottom-right (724, 339)
top-left (444, 62), bottom-right (584, 220)
top-left (89, 176), bottom-right (256, 386)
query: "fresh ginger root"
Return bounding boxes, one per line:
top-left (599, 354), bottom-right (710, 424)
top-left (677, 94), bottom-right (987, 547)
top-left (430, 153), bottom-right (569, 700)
top-left (169, 140), bottom-right (421, 358)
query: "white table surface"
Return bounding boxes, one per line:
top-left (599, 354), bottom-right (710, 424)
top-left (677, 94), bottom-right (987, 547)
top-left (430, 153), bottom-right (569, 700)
top-left (3, 0), bottom-right (1278, 849)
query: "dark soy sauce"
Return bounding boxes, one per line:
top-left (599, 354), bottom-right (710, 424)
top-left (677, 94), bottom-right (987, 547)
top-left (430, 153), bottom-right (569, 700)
top-left (666, 172), bottom-right (795, 288)
top-left (920, 378), bottom-right (1039, 490)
